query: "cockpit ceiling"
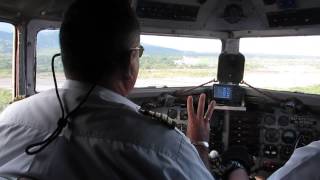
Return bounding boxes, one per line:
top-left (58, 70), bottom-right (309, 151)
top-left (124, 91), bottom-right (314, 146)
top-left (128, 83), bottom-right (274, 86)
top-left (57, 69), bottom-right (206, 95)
top-left (0, 0), bottom-right (73, 22)
top-left (2, 0), bottom-right (320, 36)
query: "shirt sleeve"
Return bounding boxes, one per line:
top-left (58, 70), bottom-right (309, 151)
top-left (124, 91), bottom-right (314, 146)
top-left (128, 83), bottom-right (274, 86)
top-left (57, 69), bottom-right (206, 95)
top-left (174, 137), bottom-right (215, 180)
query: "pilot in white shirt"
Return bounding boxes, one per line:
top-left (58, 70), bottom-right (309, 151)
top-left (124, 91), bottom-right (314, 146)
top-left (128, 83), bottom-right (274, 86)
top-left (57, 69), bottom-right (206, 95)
top-left (268, 140), bottom-right (320, 180)
top-left (0, 80), bottom-right (214, 180)
top-left (0, 0), bottom-right (216, 179)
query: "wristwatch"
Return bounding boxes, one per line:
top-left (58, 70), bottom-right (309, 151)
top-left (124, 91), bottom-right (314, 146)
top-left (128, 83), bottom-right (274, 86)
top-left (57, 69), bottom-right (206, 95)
top-left (191, 141), bottom-right (209, 148)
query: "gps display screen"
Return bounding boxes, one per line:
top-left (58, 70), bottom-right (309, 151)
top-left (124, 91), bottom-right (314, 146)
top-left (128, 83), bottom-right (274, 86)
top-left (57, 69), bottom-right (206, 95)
top-left (214, 85), bottom-right (232, 99)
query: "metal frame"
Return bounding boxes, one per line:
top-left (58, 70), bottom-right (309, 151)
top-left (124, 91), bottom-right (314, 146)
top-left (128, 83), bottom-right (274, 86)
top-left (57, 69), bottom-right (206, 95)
top-left (233, 26), bottom-right (320, 38)
top-left (25, 19), bottom-right (60, 96)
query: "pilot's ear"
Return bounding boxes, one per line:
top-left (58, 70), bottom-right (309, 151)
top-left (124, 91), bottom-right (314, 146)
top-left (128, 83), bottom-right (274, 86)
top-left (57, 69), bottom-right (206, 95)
top-left (127, 53), bottom-right (136, 76)
top-left (120, 51), bottom-right (135, 80)
top-left (127, 50), bottom-right (139, 83)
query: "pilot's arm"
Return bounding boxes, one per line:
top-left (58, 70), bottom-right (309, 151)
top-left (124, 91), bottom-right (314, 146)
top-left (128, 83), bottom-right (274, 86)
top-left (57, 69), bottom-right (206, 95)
top-left (186, 93), bottom-right (214, 168)
top-left (187, 93), bottom-right (250, 180)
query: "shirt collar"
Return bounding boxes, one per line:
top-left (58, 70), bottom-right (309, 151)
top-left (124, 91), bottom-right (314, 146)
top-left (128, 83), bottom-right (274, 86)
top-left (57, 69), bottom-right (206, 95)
top-left (62, 80), bottom-right (140, 112)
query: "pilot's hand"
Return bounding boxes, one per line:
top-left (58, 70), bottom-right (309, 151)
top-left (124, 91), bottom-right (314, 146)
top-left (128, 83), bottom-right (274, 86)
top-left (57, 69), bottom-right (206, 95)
top-left (186, 93), bottom-right (215, 143)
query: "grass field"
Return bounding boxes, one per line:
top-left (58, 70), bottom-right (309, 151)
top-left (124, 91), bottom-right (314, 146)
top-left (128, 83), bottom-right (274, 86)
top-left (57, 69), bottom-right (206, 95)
top-left (0, 69), bottom-right (11, 77)
top-left (2, 52), bottom-right (320, 97)
top-left (0, 88), bottom-right (11, 112)
top-left (1, 74), bottom-right (320, 113)
top-left (288, 84), bottom-right (320, 94)
top-left (138, 69), bottom-right (216, 78)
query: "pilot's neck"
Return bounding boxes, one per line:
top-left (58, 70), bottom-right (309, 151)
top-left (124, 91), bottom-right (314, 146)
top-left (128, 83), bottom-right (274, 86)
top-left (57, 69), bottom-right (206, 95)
top-left (98, 76), bottom-right (134, 97)
top-left (106, 82), bottom-right (130, 97)
top-left (67, 74), bottom-right (134, 97)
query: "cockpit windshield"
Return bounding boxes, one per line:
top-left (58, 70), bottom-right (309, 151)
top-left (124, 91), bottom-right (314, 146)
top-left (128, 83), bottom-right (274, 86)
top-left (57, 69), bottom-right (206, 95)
top-left (35, 31), bottom-right (222, 90)
top-left (35, 30), bottom-right (320, 95)
top-left (137, 35), bottom-right (221, 87)
top-left (240, 36), bottom-right (320, 95)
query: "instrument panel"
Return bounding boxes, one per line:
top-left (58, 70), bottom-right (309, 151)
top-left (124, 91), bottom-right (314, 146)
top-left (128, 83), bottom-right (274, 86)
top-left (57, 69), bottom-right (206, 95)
top-left (133, 88), bottom-right (320, 177)
top-left (258, 109), bottom-right (319, 173)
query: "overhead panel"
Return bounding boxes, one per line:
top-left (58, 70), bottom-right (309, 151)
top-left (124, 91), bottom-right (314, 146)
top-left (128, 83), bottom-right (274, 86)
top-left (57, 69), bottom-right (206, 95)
top-left (135, 0), bottom-right (219, 37)
top-left (261, 0), bottom-right (320, 28)
top-left (268, 7), bottom-right (320, 27)
top-left (2, 0), bottom-right (320, 37)
top-left (206, 0), bottom-right (264, 31)
top-left (137, 1), bottom-right (199, 22)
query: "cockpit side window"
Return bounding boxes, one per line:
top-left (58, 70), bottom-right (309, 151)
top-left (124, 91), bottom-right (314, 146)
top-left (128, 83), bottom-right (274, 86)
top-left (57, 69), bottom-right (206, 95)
top-left (0, 22), bottom-right (14, 112)
top-left (240, 36), bottom-right (320, 95)
top-left (36, 29), bottom-right (64, 92)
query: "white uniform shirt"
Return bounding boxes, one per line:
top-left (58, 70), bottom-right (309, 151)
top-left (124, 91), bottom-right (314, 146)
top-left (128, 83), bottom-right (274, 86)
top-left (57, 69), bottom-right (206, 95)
top-left (0, 80), bottom-right (214, 180)
top-left (268, 140), bottom-right (320, 180)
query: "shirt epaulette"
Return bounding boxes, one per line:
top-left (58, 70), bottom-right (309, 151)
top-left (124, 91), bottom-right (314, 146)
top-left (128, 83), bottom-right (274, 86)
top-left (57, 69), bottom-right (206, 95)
top-left (139, 108), bottom-right (176, 129)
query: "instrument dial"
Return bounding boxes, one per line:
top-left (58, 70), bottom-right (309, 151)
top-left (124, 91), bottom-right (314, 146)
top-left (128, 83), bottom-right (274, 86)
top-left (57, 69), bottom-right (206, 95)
top-left (282, 129), bottom-right (297, 144)
top-left (264, 115), bottom-right (276, 125)
top-left (265, 128), bottom-right (280, 143)
top-left (167, 109), bottom-right (178, 119)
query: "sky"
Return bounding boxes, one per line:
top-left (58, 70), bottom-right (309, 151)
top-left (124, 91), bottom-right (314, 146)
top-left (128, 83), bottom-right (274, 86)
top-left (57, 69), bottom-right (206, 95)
top-left (240, 36), bottom-right (320, 57)
top-left (142, 35), bottom-right (320, 56)
top-left (2, 22), bottom-right (320, 56)
top-left (141, 35), bottom-right (222, 53)
top-left (0, 22), bottom-right (14, 32)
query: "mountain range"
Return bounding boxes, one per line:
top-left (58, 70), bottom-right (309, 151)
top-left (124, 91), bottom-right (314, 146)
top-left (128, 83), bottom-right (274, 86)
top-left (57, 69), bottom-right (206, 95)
top-left (0, 31), bottom-right (217, 56)
top-left (1, 30), bottom-right (319, 59)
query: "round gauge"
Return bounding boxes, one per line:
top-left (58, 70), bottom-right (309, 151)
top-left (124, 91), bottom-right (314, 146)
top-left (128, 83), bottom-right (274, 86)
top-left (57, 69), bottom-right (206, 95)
top-left (282, 129), bottom-right (297, 144)
top-left (280, 145), bottom-right (294, 160)
top-left (278, 116), bottom-right (290, 126)
top-left (264, 115), bottom-right (276, 125)
top-left (265, 128), bottom-right (280, 143)
top-left (167, 109), bottom-right (177, 119)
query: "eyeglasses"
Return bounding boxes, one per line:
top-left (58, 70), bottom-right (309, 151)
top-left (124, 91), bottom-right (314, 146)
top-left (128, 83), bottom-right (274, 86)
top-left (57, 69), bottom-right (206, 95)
top-left (130, 45), bottom-right (144, 57)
